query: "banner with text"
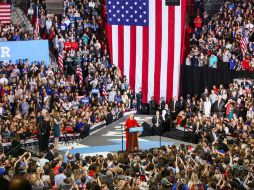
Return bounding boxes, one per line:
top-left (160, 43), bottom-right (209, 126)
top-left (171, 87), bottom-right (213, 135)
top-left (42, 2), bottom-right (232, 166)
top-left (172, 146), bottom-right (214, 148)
top-left (0, 40), bottom-right (50, 65)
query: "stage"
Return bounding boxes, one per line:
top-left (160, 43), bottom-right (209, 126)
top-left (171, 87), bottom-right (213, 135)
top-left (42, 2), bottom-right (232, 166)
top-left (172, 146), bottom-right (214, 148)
top-left (54, 115), bottom-right (195, 157)
top-left (22, 115), bottom-right (195, 157)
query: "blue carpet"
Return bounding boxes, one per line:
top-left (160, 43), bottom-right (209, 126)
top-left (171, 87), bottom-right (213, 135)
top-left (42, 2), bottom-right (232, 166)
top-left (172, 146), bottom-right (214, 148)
top-left (62, 139), bottom-right (175, 155)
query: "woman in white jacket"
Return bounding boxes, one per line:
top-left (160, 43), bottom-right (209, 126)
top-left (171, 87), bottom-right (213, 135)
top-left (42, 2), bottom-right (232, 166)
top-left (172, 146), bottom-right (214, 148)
top-left (204, 96), bottom-right (211, 117)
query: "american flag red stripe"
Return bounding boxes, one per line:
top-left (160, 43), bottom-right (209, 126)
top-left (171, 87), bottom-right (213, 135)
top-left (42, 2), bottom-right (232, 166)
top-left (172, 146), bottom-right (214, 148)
top-left (58, 52), bottom-right (64, 72)
top-left (106, 0), bottom-right (186, 103)
top-left (76, 66), bottom-right (83, 86)
top-left (0, 4), bottom-right (11, 24)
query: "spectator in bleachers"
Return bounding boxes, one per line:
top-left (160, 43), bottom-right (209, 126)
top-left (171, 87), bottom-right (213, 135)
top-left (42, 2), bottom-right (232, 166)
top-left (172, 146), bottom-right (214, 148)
top-left (186, 0), bottom-right (254, 71)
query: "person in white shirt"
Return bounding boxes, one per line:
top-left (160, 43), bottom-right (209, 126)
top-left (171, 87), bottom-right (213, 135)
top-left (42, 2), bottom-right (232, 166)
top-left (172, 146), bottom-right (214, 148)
top-left (204, 97), bottom-right (211, 117)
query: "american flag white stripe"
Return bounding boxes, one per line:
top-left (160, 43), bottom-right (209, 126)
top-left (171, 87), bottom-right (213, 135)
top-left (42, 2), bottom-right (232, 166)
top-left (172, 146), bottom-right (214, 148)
top-left (0, 17), bottom-right (10, 20)
top-left (135, 26), bottom-right (143, 93)
top-left (123, 26), bottom-right (130, 82)
top-left (172, 5), bottom-right (182, 97)
top-left (112, 25), bottom-right (118, 67)
top-left (0, 13), bottom-right (11, 16)
top-left (160, 1), bottom-right (169, 99)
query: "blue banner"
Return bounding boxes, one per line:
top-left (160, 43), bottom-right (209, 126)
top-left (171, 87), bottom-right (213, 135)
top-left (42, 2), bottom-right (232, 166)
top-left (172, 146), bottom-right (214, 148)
top-left (0, 40), bottom-right (50, 66)
top-left (92, 88), bottom-right (99, 94)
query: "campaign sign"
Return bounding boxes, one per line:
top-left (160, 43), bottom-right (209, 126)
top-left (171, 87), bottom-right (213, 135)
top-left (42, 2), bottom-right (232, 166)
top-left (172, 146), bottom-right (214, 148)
top-left (0, 40), bottom-right (50, 65)
top-left (92, 88), bottom-right (99, 94)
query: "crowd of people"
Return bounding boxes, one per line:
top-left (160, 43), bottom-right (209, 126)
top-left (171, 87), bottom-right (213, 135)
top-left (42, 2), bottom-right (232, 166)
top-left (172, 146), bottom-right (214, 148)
top-left (0, 56), bottom-right (141, 150)
top-left (0, 113), bottom-right (254, 190)
top-left (1, 0), bottom-right (254, 189)
top-left (29, 0), bottom-right (109, 76)
top-left (1, 67), bottom-right (254, 190)
top-left (0, 0), bottom-right (143, 152)
top-left (0, 23), bottom-right (33, 41)
top-left (185, 0), bottom-right (254, 70)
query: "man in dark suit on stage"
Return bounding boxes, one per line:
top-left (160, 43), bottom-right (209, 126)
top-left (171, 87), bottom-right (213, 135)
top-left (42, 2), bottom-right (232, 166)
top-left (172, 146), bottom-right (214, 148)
top-left (140, 117), bottom-right (152, 136)
top-left (106, 109), bottom-right (115, 125)
top-left (149, 96), bottom-right (157, 115)
top-left (159, 97), bottom-right (166, 114)
top-left (162, 104), bottom-right (172, 132)
top-left (37, 109), bottom-right (50, 152)
top-left (152, 110), bottom-right (163, 135)
top-left (169, 96), bottom-right (180, 121)
top-left (136, 88), bottom-right (142, 114)
top-left (179, 96), bottom-right (185, 111)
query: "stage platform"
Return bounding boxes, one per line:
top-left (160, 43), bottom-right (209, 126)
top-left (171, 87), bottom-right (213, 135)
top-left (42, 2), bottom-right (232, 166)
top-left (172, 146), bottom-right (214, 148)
top-left (23, 115), bottom-right (195, 157)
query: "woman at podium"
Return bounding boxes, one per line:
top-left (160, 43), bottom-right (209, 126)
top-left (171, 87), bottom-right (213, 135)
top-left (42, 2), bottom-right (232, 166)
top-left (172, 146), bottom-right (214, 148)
top-left (124, 114), bottom-right (140, 152)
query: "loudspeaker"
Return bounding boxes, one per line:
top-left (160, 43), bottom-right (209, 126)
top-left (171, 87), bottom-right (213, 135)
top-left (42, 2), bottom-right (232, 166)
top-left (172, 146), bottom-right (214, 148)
top-left (46, 0), bottom-right (64, 14)
top-left (165, 0), bottom-right (180, 6)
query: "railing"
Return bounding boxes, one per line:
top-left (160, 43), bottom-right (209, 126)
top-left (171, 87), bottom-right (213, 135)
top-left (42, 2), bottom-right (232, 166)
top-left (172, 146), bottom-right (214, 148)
top-left (49, 50), bottom-right (58, 71)
top-left (11, 6), bottom-right (33, 33)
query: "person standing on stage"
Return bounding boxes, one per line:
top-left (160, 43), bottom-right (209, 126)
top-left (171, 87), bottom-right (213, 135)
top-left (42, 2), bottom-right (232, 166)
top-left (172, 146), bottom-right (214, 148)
top-left (159, 97), bottom-right (166, 114)
top-left (37, 109), bottom-right (49, 152)
top-left (152, 110), bottom-right (163, 135)
top-left (136, 88), bottom-right (142, 114)
top-left (149, 96), bottom-right (157, 115)
top-left (140, 117), bottom-right (152, 136)
top-left (53, 111), bottom-right (61, 149)
top-left (124, 114), bottom-right (140, 152)
top-left (169, 96), bottom-right (180, 121)
top-left (45, 112), bottom-right (51, 151)
top-left (162, 104), bottom-right (172, 132)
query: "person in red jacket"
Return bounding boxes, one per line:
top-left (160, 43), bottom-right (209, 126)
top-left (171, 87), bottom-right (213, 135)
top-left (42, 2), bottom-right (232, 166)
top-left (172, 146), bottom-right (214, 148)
top-left (124, 114), bottom-right (140, 152)
top-left (242, 57), bottom-right (250, 70)
top-left (194, 15), bottom-right (202, 28)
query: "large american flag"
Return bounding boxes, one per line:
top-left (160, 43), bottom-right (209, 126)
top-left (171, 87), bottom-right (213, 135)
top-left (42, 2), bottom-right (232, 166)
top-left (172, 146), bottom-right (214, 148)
top-left (0, 4), bottom-right (11, 24)
top-left (106, 0), bottom-right (186, 103)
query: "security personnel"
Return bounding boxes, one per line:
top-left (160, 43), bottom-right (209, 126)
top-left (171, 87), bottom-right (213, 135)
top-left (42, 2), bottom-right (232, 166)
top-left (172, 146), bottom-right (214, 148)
top-left (136, 88), bottom-right (142, 114)
top-left (149, 96), bottom-right (157, 115)
top-left (159, 97), bottom-right (166, 114)
top-left (162, 104), bottom-right (172, 132)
